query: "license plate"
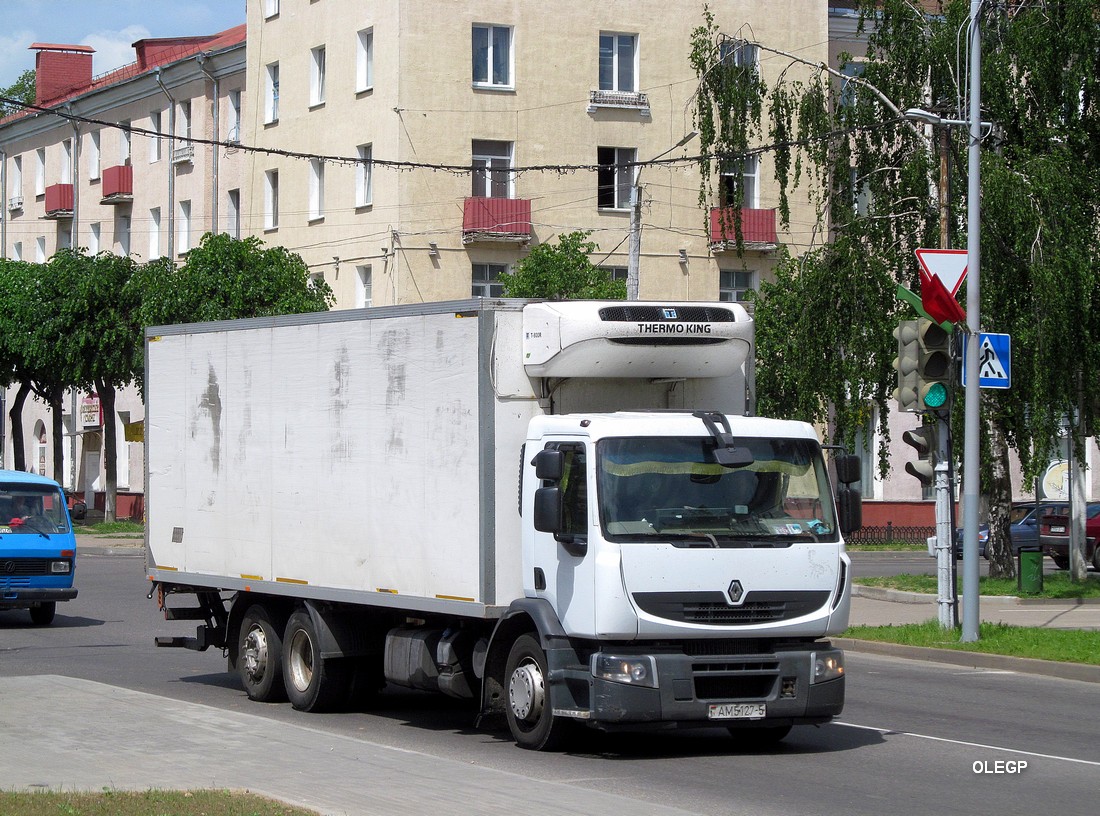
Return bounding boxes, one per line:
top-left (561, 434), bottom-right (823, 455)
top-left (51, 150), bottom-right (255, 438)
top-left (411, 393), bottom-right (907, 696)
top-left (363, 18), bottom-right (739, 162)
top-left (1051, 525), bottom-right (1066, 534)
top-left (708, 703), bottom-right (766, 720)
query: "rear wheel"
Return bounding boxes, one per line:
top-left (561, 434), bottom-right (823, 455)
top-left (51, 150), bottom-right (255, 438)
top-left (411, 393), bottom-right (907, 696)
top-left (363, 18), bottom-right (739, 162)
top-left (29, 602), bottom-right (55, 626)
top-left (238, 604), bottom-right (286, 702)
top-left (283, 610), bottom-right (349, 712)
top-left (504, 633), bottom-right (573, 751)
top-left (1092, 547), bottom-right (1100, 572)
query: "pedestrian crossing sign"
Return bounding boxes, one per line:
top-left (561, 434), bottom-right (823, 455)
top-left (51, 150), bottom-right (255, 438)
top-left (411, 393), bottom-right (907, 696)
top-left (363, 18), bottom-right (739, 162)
top-left (960, 332), bottom-right (1011, 389)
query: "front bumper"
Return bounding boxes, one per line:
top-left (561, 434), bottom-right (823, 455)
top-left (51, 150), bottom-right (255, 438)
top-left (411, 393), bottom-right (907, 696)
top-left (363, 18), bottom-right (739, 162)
top-left (1, 587), bottom-right (78, 607)
top-left (570, 645), bottom-right (844, 728)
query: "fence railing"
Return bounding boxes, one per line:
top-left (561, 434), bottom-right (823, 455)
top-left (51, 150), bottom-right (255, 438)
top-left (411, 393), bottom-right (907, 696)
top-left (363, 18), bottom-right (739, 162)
top-left (848, 523), bottom-right (935, 547)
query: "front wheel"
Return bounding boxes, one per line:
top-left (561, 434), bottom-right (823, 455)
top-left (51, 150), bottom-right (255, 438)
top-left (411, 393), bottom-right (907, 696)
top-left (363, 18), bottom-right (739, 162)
top-left (283, 610), bottom-right (349, 712)
top-left (30, 602), bottom-right (56, 626)
top-left (504, 633), bottom-right (573, 751)
top-left (238, 604), bottom-right (286, 702)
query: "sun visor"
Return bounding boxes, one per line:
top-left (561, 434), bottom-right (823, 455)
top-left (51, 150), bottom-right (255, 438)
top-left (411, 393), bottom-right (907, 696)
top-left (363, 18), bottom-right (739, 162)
top-left (522, 301), bottom-right (753, 378)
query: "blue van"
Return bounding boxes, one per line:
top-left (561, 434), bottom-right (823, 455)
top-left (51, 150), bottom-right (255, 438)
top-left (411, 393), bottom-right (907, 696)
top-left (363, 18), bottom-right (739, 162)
top-left (0, 470), bottom-right (78, 625)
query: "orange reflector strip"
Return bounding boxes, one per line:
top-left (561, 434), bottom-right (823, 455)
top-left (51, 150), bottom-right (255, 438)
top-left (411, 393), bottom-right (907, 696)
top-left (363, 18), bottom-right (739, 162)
top-left (276, 577), bottom-right (308, 585)
top-left (376, 588), bottom-right (398, 594)
top-left (156, 566), bottom-right (179, 571)
top-left (436, 594), bottom-right (475, 602)
top-left (240, 574), bottom-right (263, 581)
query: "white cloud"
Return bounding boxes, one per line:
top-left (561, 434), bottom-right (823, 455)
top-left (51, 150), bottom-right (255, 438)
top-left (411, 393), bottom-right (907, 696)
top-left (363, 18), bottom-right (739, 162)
top-left (82, 25), bottom-right (152, 75)
top-left (0, 29), bottom-right (37, 86)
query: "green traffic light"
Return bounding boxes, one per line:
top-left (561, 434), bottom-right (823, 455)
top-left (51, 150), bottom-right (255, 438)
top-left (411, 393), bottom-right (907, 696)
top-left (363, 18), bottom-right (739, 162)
top-left (924, 381), bottom-right (948, 409)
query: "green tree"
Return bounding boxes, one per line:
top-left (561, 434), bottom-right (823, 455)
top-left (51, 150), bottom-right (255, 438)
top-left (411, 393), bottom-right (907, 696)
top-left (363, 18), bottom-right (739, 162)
top-left (0, 69), bottom-right (35, 117)
top-left (690, 0), bottom-right (1100, 579)
top-left (499, 231), bottom-right (626, 300)
top-left (135, 232), bottom-right (333, 326)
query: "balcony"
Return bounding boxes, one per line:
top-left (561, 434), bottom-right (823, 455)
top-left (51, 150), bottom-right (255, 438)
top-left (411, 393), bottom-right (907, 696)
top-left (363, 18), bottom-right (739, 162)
top-left (101, 165), bottom-right (133, 204)
top-left (709, 207), bottom-right (779, 251)
top-left (462, 197), bottom-right (532, 244)
top-left (587, 89), bottom-right (651, 117)
top-left (172, 142), bottom-right (195, 164)
top-left (43, 184), bottom-right (74, 219)
top-left (8, 195), bottom-right (23, 211)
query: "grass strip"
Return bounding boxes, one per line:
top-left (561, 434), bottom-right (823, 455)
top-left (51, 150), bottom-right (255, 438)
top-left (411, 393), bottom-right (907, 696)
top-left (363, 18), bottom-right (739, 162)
top-left (0, 789), bottom-right (319, 816)
top-left (854, 571), bottom-right (1100, 599)
top-left (844, 619), bottom-right (1100, 665)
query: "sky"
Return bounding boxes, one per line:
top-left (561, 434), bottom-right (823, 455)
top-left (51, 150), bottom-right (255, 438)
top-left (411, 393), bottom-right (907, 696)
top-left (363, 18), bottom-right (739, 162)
top-left (0, 0), bottom-right (246, 87)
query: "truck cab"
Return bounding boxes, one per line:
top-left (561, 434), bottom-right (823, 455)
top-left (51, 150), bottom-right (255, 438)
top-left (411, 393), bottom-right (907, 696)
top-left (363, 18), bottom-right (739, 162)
top-left (0, 470), bottom-right (78, 625)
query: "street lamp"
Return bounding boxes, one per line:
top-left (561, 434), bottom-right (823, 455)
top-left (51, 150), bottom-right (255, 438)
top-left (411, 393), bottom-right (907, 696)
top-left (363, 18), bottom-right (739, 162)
top-left (627, 130), bottom-right (699, 300)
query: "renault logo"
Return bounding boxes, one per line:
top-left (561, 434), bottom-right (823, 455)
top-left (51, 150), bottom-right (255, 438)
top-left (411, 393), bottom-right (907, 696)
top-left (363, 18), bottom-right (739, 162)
top-left (727, 580), bottom-right (744, 604)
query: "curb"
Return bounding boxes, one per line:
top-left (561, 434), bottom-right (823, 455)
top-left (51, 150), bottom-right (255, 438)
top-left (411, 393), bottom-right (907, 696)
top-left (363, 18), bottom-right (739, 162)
top-left (835, 636), bottom-right (1100, 684)
top-left (851, 583), bottom-right (1100, 606)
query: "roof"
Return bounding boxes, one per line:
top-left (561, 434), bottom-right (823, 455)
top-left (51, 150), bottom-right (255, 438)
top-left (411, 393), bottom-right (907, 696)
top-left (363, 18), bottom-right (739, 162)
top-left (1, 24), bottom-right (245, 124)
top-left (0, 470), bottom-right (64, 489)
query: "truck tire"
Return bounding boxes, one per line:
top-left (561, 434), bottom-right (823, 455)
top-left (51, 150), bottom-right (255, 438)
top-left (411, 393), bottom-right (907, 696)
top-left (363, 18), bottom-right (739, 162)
top-left (1051, 554), bottom-right (1069, 570)
top-left (283, 610), bottom-right (350, 712)
top-left (30, 602), bottom-right (56, 626)
top-left (238, 604), bottom-right (286, 702)
top-left (504, 633), bottom-right (573, 751)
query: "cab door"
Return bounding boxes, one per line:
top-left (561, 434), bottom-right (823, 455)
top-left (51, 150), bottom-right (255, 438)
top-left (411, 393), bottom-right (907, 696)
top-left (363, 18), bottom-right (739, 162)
top-left (526, 439), bottom-right (599, 637)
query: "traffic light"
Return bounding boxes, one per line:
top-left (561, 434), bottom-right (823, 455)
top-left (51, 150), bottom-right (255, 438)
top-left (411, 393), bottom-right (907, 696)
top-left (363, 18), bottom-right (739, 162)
top-left (902, 423), bottom-right (937, 486)
top-left (892, 320), bottom-right (920, 412)
top-left (916, 319), bottom-right (952, 411)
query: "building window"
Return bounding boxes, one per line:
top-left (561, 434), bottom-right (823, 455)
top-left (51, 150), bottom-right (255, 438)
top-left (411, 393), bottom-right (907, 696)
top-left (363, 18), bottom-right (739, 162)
top-left (227, 189), bottom-right (241, 238)
top-left (179, 100), bottom-right (192, 140)
top-left (597, 146), bottom-right (635, 210)
top-left (309, 159), bottom-right (325, 220)
top-left (472, 262), bottom-right (507, 297)
top-left (149, 207), bottom-right (160, 258)
top-left (472, 140), bottom-right (512, 198)
top-left (720, 155), bottom-right (759, 208)
top-left (599, 33), bottom-right (637, 92)
top-left (57, 224), bottom-right (71, 250)
top-left (119, 120), bottom-right (131, 163)
top-left (116, 214), bottom-right (131, 255)
top-left (60, 139), bottom-right (72, 184)
top-left (356, 144), bottom-right (373, 207)
top-left (838, 61), bottom-right (864, 109)
top-left (10, 155), bottom-right (22, 202)
top-left (601, 266), bottom-right (628, 283)
top-left (356, 264), bottom-right (372, 308)
top-left (178, 200), bottom-right (191, 255)
top-left (310, 46), bottom-right (326, 107)
top-left (227, 89), bottom-right (242, 142)
top-left (719, 268), bottom-right (755, 302)
top-left (88, 131), bottom-right (101, 180)
top-left (35, 236), bottom-right (46, 262)
top-left (472, 24), bottom-right (512, 88)
top-left (149, 110), bottom-right (162, 163)
top-left (88, 222), bottom-right (100, 254)
top-left (356, 28), bottom-right (374, 92)
top-left (719, 39), bottom-right (758, 69)
top-left (12, 241), bottom-right (22, 261)
top-left (853, 410), bottom-right (876, 500)
top-left (850, 167), bottom-right (872, 216)
top-left (35, 148), bottom-right (45, 195)
top-left (265, 63), bottom-right (280, 124)
top-left (264, 0), bottom-right (280, 19)
top-left (264, 169), bottom-right (279, 230)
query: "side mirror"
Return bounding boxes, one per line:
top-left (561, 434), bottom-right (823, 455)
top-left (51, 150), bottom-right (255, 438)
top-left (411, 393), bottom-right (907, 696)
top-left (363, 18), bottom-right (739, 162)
top-left (533, 449), bottom-right (564, 482)
top-left (533, 487), bottom-right (562, 533)
top-left (837, 486), bottom-right (863, 535)
top-left (835, 454), bottom-right (861, 486)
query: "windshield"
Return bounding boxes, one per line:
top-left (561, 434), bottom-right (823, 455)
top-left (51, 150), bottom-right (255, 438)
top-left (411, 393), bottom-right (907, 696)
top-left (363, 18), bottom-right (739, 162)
top-left (0, 483), bottom-right (71, 535)
top-left (597, 436), bottom-right (838, 546)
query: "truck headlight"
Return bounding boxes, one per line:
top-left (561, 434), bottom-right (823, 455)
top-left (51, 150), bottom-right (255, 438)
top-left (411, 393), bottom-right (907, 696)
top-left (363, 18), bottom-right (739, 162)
top-left (592, 654), bottom-right (658, 688)
top-left (49, 560), bottom-right (71, 574)
top-left (811, 650), bottom-right (844, 684)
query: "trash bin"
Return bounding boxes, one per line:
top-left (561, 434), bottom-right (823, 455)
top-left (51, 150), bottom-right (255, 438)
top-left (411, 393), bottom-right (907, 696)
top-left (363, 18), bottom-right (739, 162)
top-left (1018, 547), bottom-right (1044, 594)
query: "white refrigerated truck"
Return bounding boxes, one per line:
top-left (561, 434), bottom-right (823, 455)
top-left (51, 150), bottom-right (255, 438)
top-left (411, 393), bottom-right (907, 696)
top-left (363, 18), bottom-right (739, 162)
top-left (146, 298), bottom-right (860, 749)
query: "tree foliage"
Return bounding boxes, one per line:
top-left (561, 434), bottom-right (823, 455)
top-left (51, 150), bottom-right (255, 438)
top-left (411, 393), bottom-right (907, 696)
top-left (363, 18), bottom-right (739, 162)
top-left (498, 231), bottom-right (626, 300)
top-left (0, 69), bottom-right (35, 117)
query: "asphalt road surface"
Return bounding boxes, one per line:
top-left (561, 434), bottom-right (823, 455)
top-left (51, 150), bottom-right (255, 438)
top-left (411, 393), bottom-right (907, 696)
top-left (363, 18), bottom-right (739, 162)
top-left (1, 552), bottom-right (1097, 815)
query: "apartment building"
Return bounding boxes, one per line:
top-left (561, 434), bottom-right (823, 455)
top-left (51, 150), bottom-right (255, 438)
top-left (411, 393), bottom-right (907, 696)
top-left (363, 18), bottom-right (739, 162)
top-left (242, 0), bottom-right (828, 309)
top-left (0, 27), bottom-right (246, 511)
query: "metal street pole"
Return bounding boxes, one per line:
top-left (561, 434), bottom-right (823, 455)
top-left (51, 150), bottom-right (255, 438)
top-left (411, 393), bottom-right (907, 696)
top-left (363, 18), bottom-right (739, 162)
top-left (626, 131), bottom-right (698, 301)
top-left (961, 0), bottom-right (983, 641)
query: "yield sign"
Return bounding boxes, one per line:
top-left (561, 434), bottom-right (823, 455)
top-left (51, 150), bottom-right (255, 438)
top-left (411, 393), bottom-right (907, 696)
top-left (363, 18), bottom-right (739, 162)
top-left (916, 248), bottom-right (968, 296)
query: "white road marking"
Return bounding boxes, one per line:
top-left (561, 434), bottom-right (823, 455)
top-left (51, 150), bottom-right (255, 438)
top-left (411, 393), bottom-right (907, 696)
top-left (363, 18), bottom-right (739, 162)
top-left (836, 722), bottom-right (1100, 766)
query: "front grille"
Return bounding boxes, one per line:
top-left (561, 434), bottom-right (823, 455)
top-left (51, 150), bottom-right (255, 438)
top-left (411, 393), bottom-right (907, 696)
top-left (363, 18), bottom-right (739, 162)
top-left (0, 558), bottom-right (51, 576)
top-left (682, 639), bottom-right (765, 656)
top-left (598, 305), bottom-right (736, 323)
top-left (633, 591), bottom-right (830, 626)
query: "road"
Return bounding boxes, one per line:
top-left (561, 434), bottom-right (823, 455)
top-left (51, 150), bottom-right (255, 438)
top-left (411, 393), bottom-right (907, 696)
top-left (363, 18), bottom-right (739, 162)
top-left (1, 552), bottom-right (1097, 815)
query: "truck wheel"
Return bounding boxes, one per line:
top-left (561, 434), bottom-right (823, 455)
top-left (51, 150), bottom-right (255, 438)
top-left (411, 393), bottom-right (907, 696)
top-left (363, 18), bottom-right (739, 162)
top-left (238, 605), bottom-right (286, 702)
top-left (1092, 548), bottom-right (1100, 572)
top-left (1051, 555), bottom-right (1069, 570)
top-left (30, 602), bottom-right (56, 626)
top-left (283, 610), bottom-right (349, 712)
top-left (504, 633), bottom-right (572, 751)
